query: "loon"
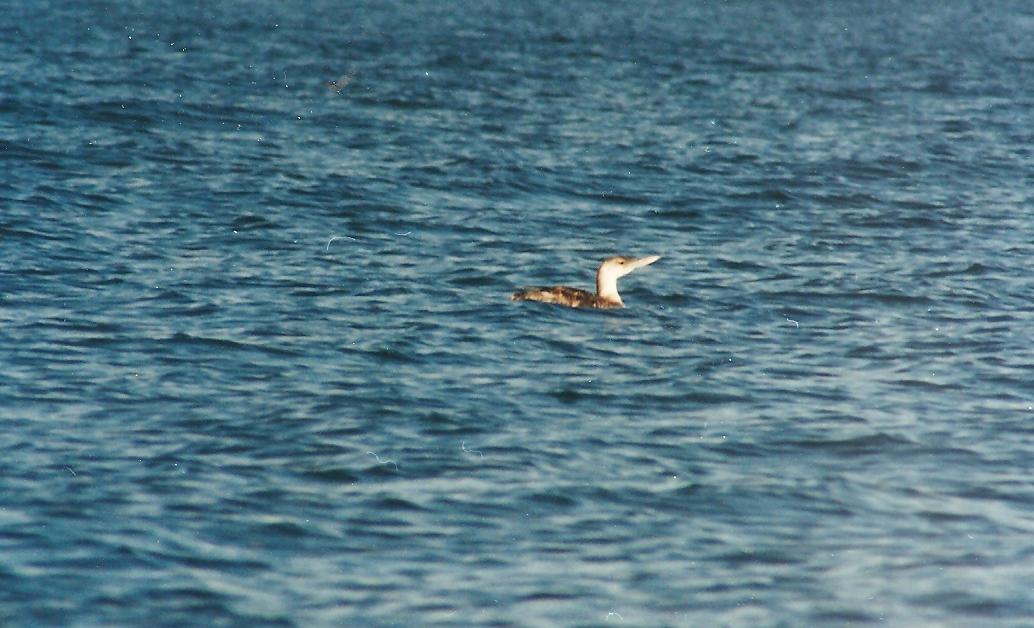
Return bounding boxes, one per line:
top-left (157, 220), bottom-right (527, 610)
top-left (511, 255), bottom-right (660, 308)
top-left (326, 68), bottom-right (357, 92)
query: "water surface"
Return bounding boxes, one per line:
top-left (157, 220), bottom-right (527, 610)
top-left (2, 0), bottom-right (1034, 626)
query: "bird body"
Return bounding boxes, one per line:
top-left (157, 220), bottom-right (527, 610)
top-left (326, 69), bottom-right (357, 92)
top-left (511, 255), bottom-right (660, 308)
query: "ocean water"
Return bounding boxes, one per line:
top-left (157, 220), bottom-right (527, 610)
top-left (3, 0), bottom-right (1034, 626)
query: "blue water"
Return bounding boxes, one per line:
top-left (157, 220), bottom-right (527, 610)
top-left (3, 0), bottom-right (1034, 626)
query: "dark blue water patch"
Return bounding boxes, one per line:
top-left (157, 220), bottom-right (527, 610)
top-left (0, 137), bottom-right (69, 174)
top-left (160, 331), bottom-right (299, 357)
top-left (230, 214), bottom-right (281, 231)
top-left (70, 98), bottom-right (168, 130)
top-left (161, 300), bottom-right (221, 318)
top-left (415, 410), bottom-right (484, 437)
top-left (130, 586), bottom-right (296, 628)
top-left (0, 222), bottom-right (66, 244)
top-left (784, 432), bottom-right (915, 457)
top-left (912, 590), bottom-right (1034, 623)
top-left (895, 378), bottom-right (963, 392)
top-left (808, 608), bottom-right (882, 625)
top-left (716, 546), bottom-right (805, 568)
top-left (299, 465), bottom-right (361, 484)
top-left (926, 261), bottom-right (992, 278)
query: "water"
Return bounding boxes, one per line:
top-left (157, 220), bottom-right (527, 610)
top-left (3, 0), bottom-right (1034, 626)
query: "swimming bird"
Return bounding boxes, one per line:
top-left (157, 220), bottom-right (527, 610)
top-left (325, 68), bottom-right (357, 92)
top-left (511, 255), bottom-right (661, 308)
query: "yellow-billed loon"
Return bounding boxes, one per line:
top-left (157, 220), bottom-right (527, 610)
top-left (511, 255), bottom-right (660, 308)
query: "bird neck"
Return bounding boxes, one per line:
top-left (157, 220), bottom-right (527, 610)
top-left (596, 272), bottom-right (624, 305)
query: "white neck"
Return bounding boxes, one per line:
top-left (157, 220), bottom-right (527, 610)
top-left (596, 269), bottom-right (624, 304)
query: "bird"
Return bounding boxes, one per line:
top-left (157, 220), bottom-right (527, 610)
top-left (325, 68), bottom-right (357, 92)
top-left (510, 255), bottom-right (660, 308)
